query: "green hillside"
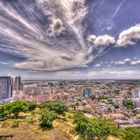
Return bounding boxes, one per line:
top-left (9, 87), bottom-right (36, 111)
top-left (0, 100), bottom-right (140, 140)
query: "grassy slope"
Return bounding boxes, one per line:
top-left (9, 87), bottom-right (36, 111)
top-left (0, 109), bottom-right (75, 140)
top-left (0, 109), bottom-right (120, 140)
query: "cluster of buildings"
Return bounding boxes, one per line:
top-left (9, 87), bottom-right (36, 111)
top-left (1, 78), bottom-right (140, 129)
top-left (21, 80), bottom-right (140, 128)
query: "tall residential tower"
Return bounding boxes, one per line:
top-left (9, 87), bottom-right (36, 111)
top-left (0, 77), bottom-right (13, 101)
top-left (14, 76), bottom-right (23, 91)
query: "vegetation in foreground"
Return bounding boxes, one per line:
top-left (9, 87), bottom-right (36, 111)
top-left (0, 100), bottom-right (140, 140)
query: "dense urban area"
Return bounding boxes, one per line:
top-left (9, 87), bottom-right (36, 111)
top-left (0, 76), bottom-right (140, 140)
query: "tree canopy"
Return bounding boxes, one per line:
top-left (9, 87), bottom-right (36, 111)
top-left (0, 100), bottom-right (37, 119)
top-left (40, 100), bottom-right (68, 115)
top-left (123, 100), bottom-right (134, 109)
top-left (74, 112), bottom-right (118, 140)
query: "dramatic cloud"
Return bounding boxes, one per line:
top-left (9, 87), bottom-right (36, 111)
top-left (117, 24), bottom-right (140, 46)
top-left (0, 0), bottom-right (123, 72)
top-left (0, 0), bottom-right (91, 71)
top-left (1, 0), bottom-right (140, 75)
top-left (87, 35), bottom-right (115, 47)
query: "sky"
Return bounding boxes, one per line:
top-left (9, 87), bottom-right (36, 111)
top-left (0, 0), bottom-right (140, 80)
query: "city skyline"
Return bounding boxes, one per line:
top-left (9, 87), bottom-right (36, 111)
top-left (0, 0), bottom-right (140, 79)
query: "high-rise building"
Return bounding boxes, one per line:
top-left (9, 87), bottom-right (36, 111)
top-left (132, 88), bottom-right (140, 98)
top-left (0, 77), bottom-right (13, 100)
top-left (133, 99), bottom-right (140, 109)
top-left (14, 76), bottom-right (23, 91)
top-left (83, 88), bottom-right (93, 98)
top-left (131, 88), bottom-right (140, 109)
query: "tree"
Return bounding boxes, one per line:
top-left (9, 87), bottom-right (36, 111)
top-left (10, 100), bottom-right (29, 118)
top-left (121, 128), bottom-right (140, 140)
top-left (40, 100), bottom-right (68, 115)
top-left (123, 100), bottom-right (134, 109)
top-left (27, 101), bottom-right (37, 111)
top-left (40, 110), bottom-right (57, 129)
top-left (89, 119), bottom-right (118, 140)
top-left (0, 101), bottom-right (37, 119)
top-left (0, 105), bottom-right (7, 119)
top-left (74, 112), bottom-right (88, 124)
top-left (4, 102), bottom-right (14, 117)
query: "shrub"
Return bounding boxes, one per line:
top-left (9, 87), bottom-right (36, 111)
top-left (40, 110), bottom-right (57, 129)
top-left (27, 101), bottom-right (37, 111)
top-left (0, 105), bottom-right (8, 120)
top-left (10, 100), bottom-right (29, 118)
top-left (26, 116), bottom-right (35, 124)
top-left (0, 100), bottom-right (37, 119)
top-left (74, 113), bottom-right (118, 140)
top-left (12, 120), bottom-right (19, 128)
top-left (120, 128), bottom-right (140, 140)
top-left (123, 100), bottom-right (134, 109)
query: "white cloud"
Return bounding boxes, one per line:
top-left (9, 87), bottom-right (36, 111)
top-left (110, 61), bottom-right (114, 64)
top-left (90, 70), bottom-right (140, 79)
top-left (114, 59), bottom-right (131, 65)
top-left (117, 24), bottom-right (140, 46)
top-left (131, 60), bottom-right (140, 65)
top-left (87, 23), bottom-right (140, 48)
top-left (124, 58), bottom-right (131, 64)
top-left (114, 61), bottom-right (125, 65)
top-left (0, 62), bottom-right (10, 65)
top-left (123, 58), bottom-right (140, 65)
top-left (87, 35), bottom-right (115, 47)
top-left (94, 64), bottom-right (101, 67)
top-left (48, 18), bottom-right (65, 37)
top-left (114, 58), bottom-right (140, 66)
top-left (94, 64), bottom-right (101, 68)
